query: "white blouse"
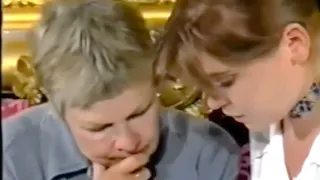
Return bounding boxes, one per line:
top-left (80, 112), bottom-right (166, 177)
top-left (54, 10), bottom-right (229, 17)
top-left (250, 125), bottom-right (320, 180)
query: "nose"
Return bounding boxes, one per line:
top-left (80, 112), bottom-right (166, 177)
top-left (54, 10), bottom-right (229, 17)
top-left (114, 124), bottom-right (141, 153)
top-left (202, 94), bottom-right (229, 113)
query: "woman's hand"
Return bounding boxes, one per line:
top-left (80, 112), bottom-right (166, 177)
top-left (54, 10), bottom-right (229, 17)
top-left (92, 154), bottom-right (151, 180)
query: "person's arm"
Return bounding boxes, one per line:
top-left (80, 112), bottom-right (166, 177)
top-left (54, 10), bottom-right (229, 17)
top-left (221, 153), bottom-right (240, 180)
top-left (197, 143), bottom-right (240, 180)
top-left (197, 124), bottom-right (241, 180)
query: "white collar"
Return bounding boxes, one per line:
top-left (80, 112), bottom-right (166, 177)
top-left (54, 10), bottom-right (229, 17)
top-left (249, 124), bottom-right (278, 158)
top-left (250, 124), bottom-right (320, 165)
top-left (308, 133), bottom-right (320, 165)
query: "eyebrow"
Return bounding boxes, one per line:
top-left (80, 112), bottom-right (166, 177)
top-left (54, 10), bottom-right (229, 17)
top-left (83, 96), bottom-right (155, 129)
top-left (126, 96), bottom-right (154, 120)
top-left (207, 71), bottom-right (232, 79)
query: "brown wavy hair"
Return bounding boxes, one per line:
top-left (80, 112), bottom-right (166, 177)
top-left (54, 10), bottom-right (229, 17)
top-left (155, 0), bottom-right (320, 91)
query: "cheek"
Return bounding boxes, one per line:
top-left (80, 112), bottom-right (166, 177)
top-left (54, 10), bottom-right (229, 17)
top-left (230, 71), bottom-right (289, 119)
top-left (69, 126), bottom-right (113, 158)
top-left (132, 104), bottom-right (160, 142)
top-left (229, 74), bottom-right (275, 112)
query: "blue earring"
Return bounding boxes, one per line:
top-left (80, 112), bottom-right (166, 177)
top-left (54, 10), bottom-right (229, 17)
top-left (289, 82), bottom-right (320, 118)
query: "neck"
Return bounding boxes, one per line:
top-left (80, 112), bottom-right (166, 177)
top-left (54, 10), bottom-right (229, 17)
top-left (284, 75), bottom-right (320, 139)
top-left (284, 100), bottom-right (320, 140)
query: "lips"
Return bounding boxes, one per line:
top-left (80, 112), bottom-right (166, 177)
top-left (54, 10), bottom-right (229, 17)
top-left (103, 145), bottom-right (150, 165)
top-left (231, 115), bottom-right (245, 122)
top-left (222, 113), bottom-right (244, 119)
top-left (233, 115), bottom-right (244, 119)
top-left (221, 109), bottom-right (244, 119)
top-left (236, 117), bottom-right (250, 126)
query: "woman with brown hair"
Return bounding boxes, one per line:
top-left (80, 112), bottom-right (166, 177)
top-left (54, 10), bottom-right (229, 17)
top-left (155, 0), bottom-right (320, 179)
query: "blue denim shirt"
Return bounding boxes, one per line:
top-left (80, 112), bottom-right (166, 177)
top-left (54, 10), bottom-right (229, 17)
top-left (3, 104), bottom-right (240, 180)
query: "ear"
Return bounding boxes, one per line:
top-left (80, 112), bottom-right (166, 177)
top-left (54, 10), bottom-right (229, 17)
top-left (281, 23), bottom-right (311, 65)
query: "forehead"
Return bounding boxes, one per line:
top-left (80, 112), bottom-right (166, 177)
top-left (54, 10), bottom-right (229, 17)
top-left (197, 51), bottom-right (282, 76)
top-left (66, 82), bottom-right (154, 123)
top-left (197, 53), bottom-right (237, 76)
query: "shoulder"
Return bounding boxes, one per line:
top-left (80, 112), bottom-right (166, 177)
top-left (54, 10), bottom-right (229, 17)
top-left (160, 109), bottom-right (240, 180)
top-left (2, 103), bottom-right (53, 152)
top-left (3, 103), bottom-right (88, 180)
top-left (3, 104), bottom-right (55, 179)
top-left (161, 108), bottom-right (240, 153)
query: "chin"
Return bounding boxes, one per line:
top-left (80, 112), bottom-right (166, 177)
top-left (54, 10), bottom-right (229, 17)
top-left (142, 144), bottom-right (157, 159)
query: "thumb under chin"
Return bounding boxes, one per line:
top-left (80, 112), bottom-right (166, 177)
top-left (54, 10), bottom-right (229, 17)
top-left (91, 163), bottom-right (106, 180)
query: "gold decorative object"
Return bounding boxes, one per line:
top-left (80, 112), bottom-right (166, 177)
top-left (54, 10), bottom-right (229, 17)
top-left (157, 79), bottom-right (205, 117)
top-left (11, 56), bottom-right (44, 105)
top-left (3, 0), bottom-right (44, 7)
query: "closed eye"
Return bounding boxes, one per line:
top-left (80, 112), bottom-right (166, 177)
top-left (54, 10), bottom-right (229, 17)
top-left (87, 123), bottom-right (113, 132)
top-left (217, 74), bottom-right (237, 88)
top-left (126, 98), bottom-right (154, 120)
top-left (127, 110), bottom-right (147, 120)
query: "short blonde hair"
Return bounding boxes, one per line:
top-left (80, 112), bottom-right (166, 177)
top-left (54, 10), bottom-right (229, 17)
top-left (29, 0), bottom-right (153, 115)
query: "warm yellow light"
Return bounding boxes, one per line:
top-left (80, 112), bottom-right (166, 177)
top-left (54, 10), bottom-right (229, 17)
top-left (3, 58), bottom-right (19, 70)
top-left (3, 22), bottom-right (33, 30)
top-left (3, 5), bottom-right (172, 30)
top-left (3, 11), bottom-right (170, 22)
top-left (143, 12), bottom-right (171, 19)
top-left (3, 14), bottom-right (40, 22)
